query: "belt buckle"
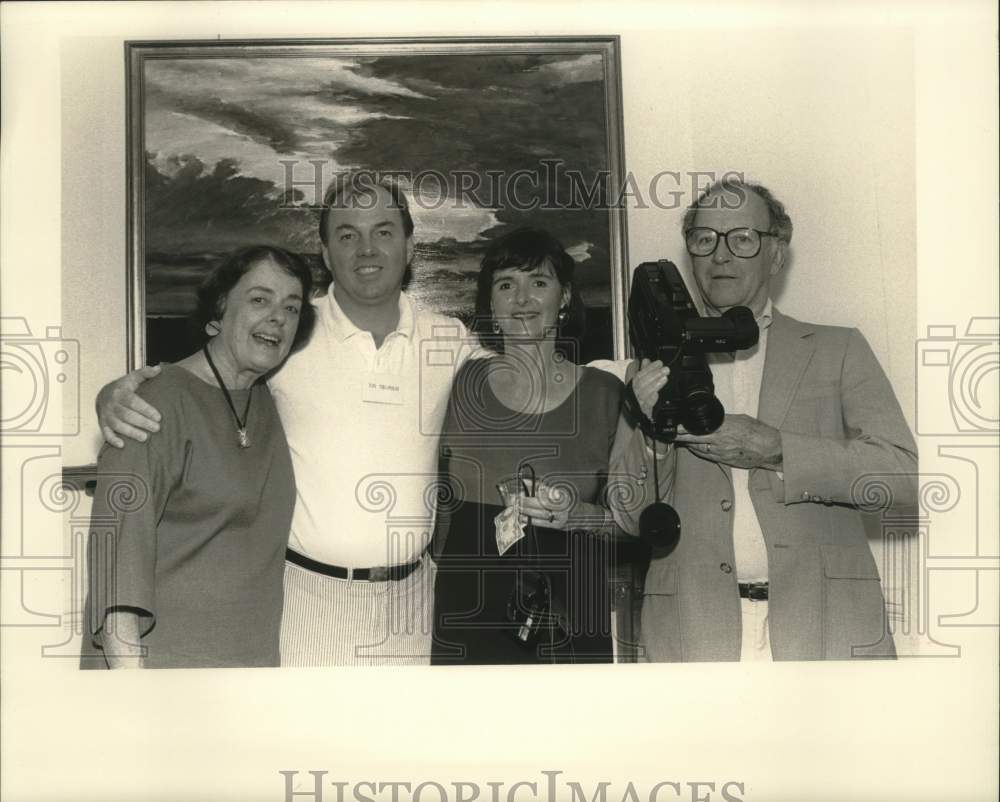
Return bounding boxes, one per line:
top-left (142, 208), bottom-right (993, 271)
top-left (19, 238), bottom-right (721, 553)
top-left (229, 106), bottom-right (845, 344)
top-left (749, 582), bottom-right (767, 602)
top-left (368, 566), bottom-right (388, 582)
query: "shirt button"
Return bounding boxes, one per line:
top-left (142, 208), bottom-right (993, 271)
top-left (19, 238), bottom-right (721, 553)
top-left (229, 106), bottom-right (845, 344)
top-left (720, 499), bottom-right (733, 512)
top-left (720, 562), bottom-right (733, 574)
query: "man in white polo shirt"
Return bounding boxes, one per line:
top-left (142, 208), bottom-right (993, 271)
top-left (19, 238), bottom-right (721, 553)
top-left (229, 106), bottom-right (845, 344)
top-left (269, 175), bottom-right (477, 664)
top-left (271, 177), bottom-right (488, 665)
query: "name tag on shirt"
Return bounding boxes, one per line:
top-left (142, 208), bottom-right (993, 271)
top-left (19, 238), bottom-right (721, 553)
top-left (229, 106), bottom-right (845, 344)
top-left (362, 373), bottom-right (405, 405)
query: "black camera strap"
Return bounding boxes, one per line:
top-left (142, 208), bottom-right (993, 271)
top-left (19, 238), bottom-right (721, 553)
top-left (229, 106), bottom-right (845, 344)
top-left (517, 463), bottom-right (540, 560)
top-left (637, 429), bottom-right (682, 557)
top-left (621, 364), bottom-right (668, 505)
top-left (516, 463), bottom-right (558, 661)
top-left (650, 435), bottom-right (662, 505)
top-left (622, 380), bottom-right (661, 441)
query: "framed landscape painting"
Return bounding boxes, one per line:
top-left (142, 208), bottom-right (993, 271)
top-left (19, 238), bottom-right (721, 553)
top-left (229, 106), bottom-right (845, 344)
top-left (127, 37), bottom-right (629, 367)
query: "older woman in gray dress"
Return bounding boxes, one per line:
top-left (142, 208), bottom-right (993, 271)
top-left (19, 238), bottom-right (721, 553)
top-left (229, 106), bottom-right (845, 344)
top-left (83, 245), bottom-right (315, 668)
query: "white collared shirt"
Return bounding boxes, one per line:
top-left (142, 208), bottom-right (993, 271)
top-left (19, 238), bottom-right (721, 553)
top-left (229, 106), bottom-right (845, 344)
top-left (709, 299), bottom-right (774, 582)
top-left (269, 290), bottom-right (479, 567)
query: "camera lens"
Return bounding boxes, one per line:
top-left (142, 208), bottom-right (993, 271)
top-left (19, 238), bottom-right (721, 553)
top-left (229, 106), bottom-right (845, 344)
top-left (682, 392), bottom-right (724, 435)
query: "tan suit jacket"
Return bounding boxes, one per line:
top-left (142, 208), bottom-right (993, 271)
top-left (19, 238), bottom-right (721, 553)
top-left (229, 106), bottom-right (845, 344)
top-left (612, 309), bottom-right (918, 660)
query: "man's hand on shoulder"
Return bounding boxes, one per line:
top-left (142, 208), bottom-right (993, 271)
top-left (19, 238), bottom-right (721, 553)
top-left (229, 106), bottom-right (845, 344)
top-left (96, 365), bottom-right (164, 448)
top-left (675, 414), bottom-right (783, 471)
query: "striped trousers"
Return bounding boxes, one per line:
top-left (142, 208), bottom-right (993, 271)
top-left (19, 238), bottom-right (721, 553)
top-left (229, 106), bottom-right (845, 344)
top-left (279, 556), bottom-right (435, 666)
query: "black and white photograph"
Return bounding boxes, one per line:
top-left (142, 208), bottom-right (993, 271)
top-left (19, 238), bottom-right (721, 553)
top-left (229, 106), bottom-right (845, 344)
top-left (1, 1), bottom-right (997, 800)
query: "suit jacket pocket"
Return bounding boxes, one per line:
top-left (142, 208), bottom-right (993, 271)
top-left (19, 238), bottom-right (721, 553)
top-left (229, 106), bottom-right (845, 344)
top-left (639, 562), bottom-right (683, 661)
top-left (819, 544), bottom-right (893, 658)
top-left (820, 544), bottom-right (881, 580)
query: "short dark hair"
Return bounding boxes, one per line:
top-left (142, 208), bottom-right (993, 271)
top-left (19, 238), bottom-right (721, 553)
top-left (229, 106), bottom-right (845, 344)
top-left (683, 177), bottom-right (793, 245)
top-left (193, 244), bottom-right (317, 354)
top-left (317, 171), bottom-right (415, 288)
top-left (318, 172), bottom-right (415, 243)
top-left (473, 227), bottom-right (586, 359)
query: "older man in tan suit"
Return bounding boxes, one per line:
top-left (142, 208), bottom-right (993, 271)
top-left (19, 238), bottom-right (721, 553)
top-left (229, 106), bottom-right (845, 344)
top-left (617, 178), bottom-right (917, 661)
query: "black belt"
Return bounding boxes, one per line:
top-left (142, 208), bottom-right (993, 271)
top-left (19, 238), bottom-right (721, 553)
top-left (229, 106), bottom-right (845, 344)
top-left (738, 581), bottom-right (769, 601)
top-left (286, 548), bottom-right (421, 582)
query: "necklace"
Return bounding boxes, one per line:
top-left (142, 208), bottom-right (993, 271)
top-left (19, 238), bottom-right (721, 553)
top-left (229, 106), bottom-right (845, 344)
top-left (203, 344), bottom-right (253, 448)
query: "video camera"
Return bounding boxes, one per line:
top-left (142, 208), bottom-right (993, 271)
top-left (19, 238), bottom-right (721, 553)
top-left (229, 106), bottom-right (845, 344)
top-left (626, 260), bottom-right (759, 443)
top-left (625, 260), bottom-right (760, 558)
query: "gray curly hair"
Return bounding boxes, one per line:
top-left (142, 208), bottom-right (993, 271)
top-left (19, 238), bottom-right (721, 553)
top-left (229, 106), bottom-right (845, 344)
top-left (682, 177), bottom-right (793, 245)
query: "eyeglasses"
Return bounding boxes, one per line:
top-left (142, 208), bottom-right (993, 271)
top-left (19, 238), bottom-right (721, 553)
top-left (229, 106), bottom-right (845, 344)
top-left (684, 227), bottom-right (780, 259)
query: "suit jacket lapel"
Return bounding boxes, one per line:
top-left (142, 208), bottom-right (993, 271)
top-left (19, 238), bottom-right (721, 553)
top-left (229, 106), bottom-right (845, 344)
top-left (756, 308), bottom-right (816, 429)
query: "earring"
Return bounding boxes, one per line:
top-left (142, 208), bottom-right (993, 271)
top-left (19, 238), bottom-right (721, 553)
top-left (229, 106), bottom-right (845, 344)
top-left (557, 308), bottom-right (568, 324)
top-left (205, 321), bottom-right (222, 336)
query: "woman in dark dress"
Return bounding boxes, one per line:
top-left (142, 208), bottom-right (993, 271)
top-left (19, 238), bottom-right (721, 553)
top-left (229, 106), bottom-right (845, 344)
top-left (82, 245), bottom-right (315, 669)
top-left (430, 228), bottom-right (625, 665)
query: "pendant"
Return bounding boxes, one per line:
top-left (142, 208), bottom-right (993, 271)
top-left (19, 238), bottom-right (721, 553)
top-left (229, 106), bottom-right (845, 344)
top-left (237, 428), bottom-right (250, 449)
